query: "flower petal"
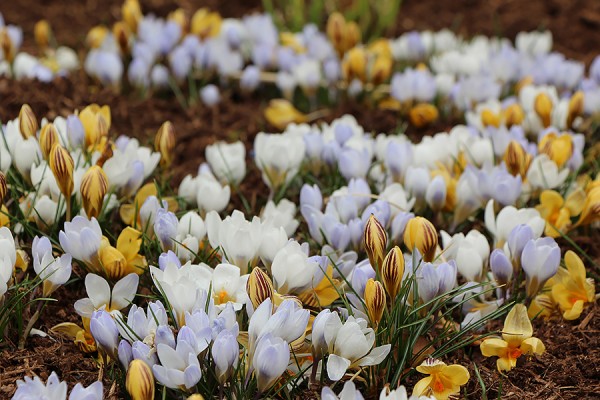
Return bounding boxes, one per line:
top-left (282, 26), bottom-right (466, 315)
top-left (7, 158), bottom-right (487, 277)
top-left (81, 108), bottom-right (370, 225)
top-left (326, 354), bottom-right (351, 381)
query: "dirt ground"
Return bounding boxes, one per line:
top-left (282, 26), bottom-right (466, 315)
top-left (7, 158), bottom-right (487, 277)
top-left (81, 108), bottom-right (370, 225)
top-left (1, 0), bottom-right (599, 398)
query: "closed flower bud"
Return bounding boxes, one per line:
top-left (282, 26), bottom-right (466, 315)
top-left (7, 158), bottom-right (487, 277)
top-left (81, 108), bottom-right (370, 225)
top-left (381, 246), bottom-right (404, 300)
top-left (99, 243), bottom-right (127, 280)
top-left (404, 217), bottom-right (438, 262)
top-left (534, 92), bottom-right (552, 128)
top-left (538, 133), bottom-right (573, 169)
top-left (191, 8), bottom-right (222, 39)
top-left (409, 103), bottom-right (439, 128)
top-left (0, 172), bottom-right (7, 205)
top-left (49, 144), bottom-right (74, 200)
top-left (113, 21), bottom-right (130, 54)
top-left (370, 55), bottom-right (392, 85)
top-left (481, 109), bottom-right (501, 128)
top-left (567, 91), bottom-right (584, 128)
top-left (344, 21), bottom-right (361, 53)
top-left (342, 47), bottom-right (367, 82)
top-left (186, 396), bottom-right (205, 400)
top-left (364, 214), bottom-right (387, 271)
top-left (503, 140), bottom-right (531, 178)
top-left (86, 26), bottom-right (109, 48)
top-left (503, 103), bottom-right (525, 127)
top-left (34, 20), bottom-right (52, 49)
top-left (80, 165), bottom-right (109, 219)
top-left (247, 267), bottom-right (274, 310)
top-left (126, 359), bottom-right (155, 400)
top-left (168, 9), bottom-right (189, 33)
top-left (122, 0), bottom-right (142, 33)
top-left (0, 29), bottom-right (15, 62)
top-left (155, 121), bottom-right (176, 168)
top-left (364, 278), bottom-right (386, 328)
top-left (95, 141), bottom-right (114, 168)
top-left (19, 104), bottom-right (38, 140)
top-left (39, 123), bottom-right (59, 160)
top-left (326, 12), bottom-right (346, 55)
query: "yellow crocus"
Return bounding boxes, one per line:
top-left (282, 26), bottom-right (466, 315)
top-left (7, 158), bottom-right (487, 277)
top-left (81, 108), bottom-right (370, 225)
top-left (342, 47), bottom-right (367, 82)
top-left (126, 359), bottom-right (155, 400)
top-left (481, 108), bottom-right (501, 128)
top-left (480, 304), bottom-right (545, 372)
top-left (98, 227), bottom-right (146, 279)
top-left (364, 278), bottom-right (386, 329)
top-left (527, 293), bottom-right (555, 320)
top-left (298, 265), bottom-right (340, 307)
top-left (364, 214), bottom-right (387, 271)
top-left (404, 216), bottom-right (438, 262)
top-left (534, 92), bottom-right (553, 128)
top-left (191, 8), bottom-right (222, 39)
top-left (408, 103), bottom-right (439, 128)
top-left (538, 132), bottom-right (573, 168)
top-left (412, 358), bottom-right (470, 400)
top-left (576, 186), bottom-right (600, 226)
top-left (119, 182), bottom-right (178, 226)
top-left (551, 251), bottom-right (596, 320)
top-left (79, 104), bottom-right (111, 150)
top-left (535, 189), bottom-right (585, 237)
top-left (264, 99), bottom-right (308, 130)
top-left (502, 103), bottom-right (525, 127)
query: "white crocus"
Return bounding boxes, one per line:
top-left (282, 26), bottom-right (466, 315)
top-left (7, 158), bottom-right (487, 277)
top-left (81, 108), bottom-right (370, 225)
top-left (271, 241), bottom-right (324, 295)
top-left (205, 141), bottom-right (246, 185)
top-left (526, 154), bottom-right (569, 191)
top-left (196, 174), bottom-right (231, 213)
top-left (74, 273), bottom-right (139, 319)
top-left (484, 200), bottom-right (545, 247)
top-left (153, 338), bottom-right (202, 390)
top-left (59, 216), bottom-right (103, 268)
top-left (150, 262), bottom-right (212, 326)
top-left (254, 131), bottom-right (305, 191)
top-left (440, 230), bottom-right (490, 282)
top-left (0, 227), bottom-right (17, 298)
top-left (261, 199), bottom-right (299, 236)
top-left (32, 236), bottom-right (72, 296)
top-left (324, 314), bottom-right (391, 381)
top-left (206, 210), bottom-right (263, 274)
top-left (211, 263), bottom-right (249, 310)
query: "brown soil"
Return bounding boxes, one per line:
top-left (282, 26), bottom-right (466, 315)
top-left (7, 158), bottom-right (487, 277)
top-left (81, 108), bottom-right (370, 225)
top-left (1, 0), bottom-right (600, 399)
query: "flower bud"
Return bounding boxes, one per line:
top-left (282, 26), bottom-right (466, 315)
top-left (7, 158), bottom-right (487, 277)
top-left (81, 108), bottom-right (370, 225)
top-left (538, 133), bottom-right (573, 169)
top-left (39, 123), bottom-right (59, 160)
top-left (370, 55), bottom-right (392, 85)
top-left (0, 29), bottom-right (15, 62)
top-left (409, 103), bottom-right (439, 128)
top-left (34, 20), bottom-right (52, 49)
top-left (187, 396), bottom-right (205, 400)
top-left (99, 243), bottom-right (127, 280)
top-left (503, 103), bottom-right (524, 127)
top-left (342, 47), bottom-right (367, 82)
top-left (503, 140), bottom-right (531, 178)
top-left (567, 91), bottom-right (584, 128)
top-left (49, 144), bottom-right (74, 200)
top-left (534, 92), bottom-right (552, 128)
top-left (364, 214), bottom-right (387, 271)
top-left (381, 246), bottom-right (404, 300)
top-left (155, 121), bottom-right (176, 168)
top-left (126, 359), bottom-right (155, 400)
top-left (404, 216), bottom-right (438, 262)
top-left (113, 21), bottom-right (130, 54)
top-left (122, 0), bottom-right (142, 33)
top-left (0, 172), bottom-right (7, 205)
top-left (86, 26), bottom-right (109, 48)
top-left (191, 8), bottom-right (222, 39)
top-left (19, 104), bottom-right (38, 140)
top-left (246, 267), bottom-right (274, 310)
top-left (264, 99), bottom-right (307, 130)
top-left (80, 165), bottom-right (109, 219)
top-left (481, 109), bottom-right (501, 128)
top-left (326, 12), bottom-right (346, 55)
top-left (364, 278), bottom-right (386, 328)
top-left (95, 141), bottom-right (114, 168)
top-left (168, 9), bottom-right (189, 33)
top-left (490, 248), bottom-right (512, 286)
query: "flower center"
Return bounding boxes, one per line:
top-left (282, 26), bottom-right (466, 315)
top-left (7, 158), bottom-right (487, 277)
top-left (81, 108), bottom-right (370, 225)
top-left (432, 376), bottom-right (445, 393)
top-left (218, 289), bottom-right (231, 304)
top-left (509, 347), bottom-right (522, 359)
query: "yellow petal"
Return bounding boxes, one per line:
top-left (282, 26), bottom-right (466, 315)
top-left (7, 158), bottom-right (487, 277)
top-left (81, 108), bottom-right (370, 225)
top-left (480, 338), bottom-right (508, 358)
top-left (50, 322), bottom-right (84, 339)
top-left (564, 188), bottom-right (586, 216)
top-left (416, 359), bottom-right (446, 375)
top-left (564, 251), bottom-right (586, 285)
top-left (520, 337), bottom-right (545, 355)
top-left (496, 356), bottom-right (517, 372)
top-left (562, 300), bottom-right (585, 320)
top-left (117, 227), bottom-right (143, 260)
top-left (442, 364), bottom-right (470, 386)
top-left (412, 376), bottom-right (433, 397)
top-left (502, 304), bottom-right (533, 345)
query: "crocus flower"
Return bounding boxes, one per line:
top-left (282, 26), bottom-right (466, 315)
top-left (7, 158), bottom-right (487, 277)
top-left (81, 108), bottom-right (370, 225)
top-left (254, 131), bottom-right (305, 192)
top-left (324, 314), bottom-right (391, 381)
top-left (12, 372), bottom-right (67, 400)
top-left (253, 333), bottom-right (290, 393)
top-left (321, 380), bottom-right (364, 400)
top-left (412, 358), bottom-right (470, 400)
top-left (59, 216), bottom-right (103, 269)
top-left (74, 273), bottom-right (139, 319)
top-left (380, 384), bottom-right (435, 400)
top-left (212, 328), bottom-right (239, 384)
top-left (32, 235), bottom-right (72, 297)
top-left (480, 304), bottom-right (545, 371)
top-left (484, 200), bottom-right (544, 247)
top-left (152, 332), bottom-right (202, 390)
top-left (551, 251), bottom-right (596, 320)
top-left (196, 174), bottom-right (231, 214)
top-left (205, 141), bottom-right (246, 185)
top-left (521, 237), bottom-right (561, 298)
top-left (90, 309), bottom-right (120, 360)
top-left (69, 381), bottom-right (103, 400)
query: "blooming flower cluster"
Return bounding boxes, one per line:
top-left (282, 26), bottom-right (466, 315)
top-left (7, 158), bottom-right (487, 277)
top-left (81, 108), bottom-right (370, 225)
top-left (2, 2), bottom-right (599, 399)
